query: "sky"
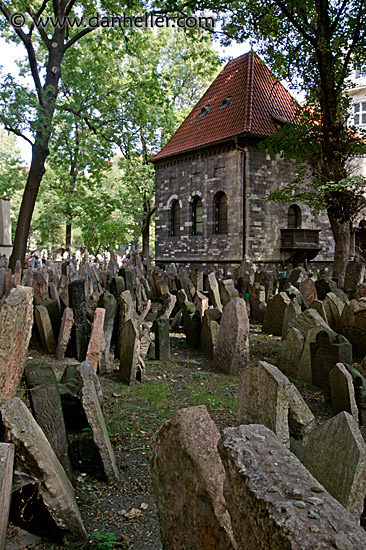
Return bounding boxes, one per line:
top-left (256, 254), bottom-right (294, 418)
top-left (0, 34), bottom-right (250, 166)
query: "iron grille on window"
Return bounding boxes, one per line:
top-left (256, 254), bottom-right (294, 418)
top-left (214, 192), bottom-right (228, 233)
top-left (192, 197), bottom-right (203, 235)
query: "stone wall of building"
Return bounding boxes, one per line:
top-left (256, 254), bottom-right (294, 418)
top-left (154, 140), bottom-right (335, 267)
top-left (155, 143), bottom-right (244, 264)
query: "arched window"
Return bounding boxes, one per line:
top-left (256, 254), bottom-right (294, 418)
top-left (170, 200), bottom-right (180, 236)
top-left (214, 191), bottom-right (228, 234)
top-left (192, 196), bottom-right (203, 236)
top-left (288, 204), bottom-right (302, 229)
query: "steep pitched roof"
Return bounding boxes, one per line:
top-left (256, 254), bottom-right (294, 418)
top-left (151, 52), bottom-right (296, 162)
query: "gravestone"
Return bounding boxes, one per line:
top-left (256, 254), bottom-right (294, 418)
top-left (181, 301), bottom-right (201, 349)
top-left (69, 279), bottom-right (88, 362)
top-left (309, 299), bottom-right (328, 323)
top-left (219, 424), bottom-right (366, 549)
top-left (97, 290), bottom-right (117, 367)
top-left (237, 361), bottom-right (314, 448)
top-left (0, 443), bottom-right (14, 550)
top-left (323, 292), bottom-right (344, 333)
top-left (344, 256), bottom-right (365, 298)
top-left (119, 318), bottom-right (144, 384)
top-left (329, 363), bottom-right (358, 421)
top-left (207, 272), bottom-right (223, 312)
top-left (190, 266), bottom-right (204, 292)
top-left (150, 405), bottom-right (236, 550)
top-left (277, 327), bottom-right (305, 379)
top-left (0, 398), bottom-right (88, 543)
top-left (40, 297), bottom-right (62, 339)
top-left (298, 277), bottom-right (317, 308)
top-left (310, 329), bottom-right (352, 395)
top-left (298, 325), bottom-right (337, 383)
top-left (177, 288), bottom-right (188, 307)
top-left (86, 307), bottom-right (106, 372)
top-left (213, 298), bottom-right (249, 375)
top-left (219, 279), bottom-right (239, 306)
top-left (0, 198), bottom-right (12, 258)
top-left (55, 308), bottom-right (74, 360)
top-left (34, 305), bottom-right (56, 354)
top-left (315, 276), bottom-right (337, 300)
top-left (153, 315), bottom-right (170, 361)
top-left (200, 309), bottom-right (221, 360)
top-left (288, 308), bottom-right (329, 338)
top-left (81, 381), bottom-right (119, 484)
top-left (303, 412), bottom-right (366, 520)
top-left (0, 286), bottom-right (33, 405)
top-left (340, 299), bottom-right (366, 358)
top-left (25, 363), bottom-right (72, 480)
top-left (77, 361), bottom-right (104, 408)
top-left (285, 285), bottom-right (305, 310)
top-left (248, 282), bottom-right (266, 323)
top-left (282, 298), bottom-right (301, 339)
top-left (193, 290), bottom-right (209, 317)
top-left (262, 292), bottom-right (291, 336)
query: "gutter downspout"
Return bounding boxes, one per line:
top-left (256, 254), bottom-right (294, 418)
top-left (235, 139), bottom-right (249, 260)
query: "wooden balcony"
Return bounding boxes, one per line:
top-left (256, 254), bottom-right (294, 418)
top-left (280, 229), bottom-right (322, 265)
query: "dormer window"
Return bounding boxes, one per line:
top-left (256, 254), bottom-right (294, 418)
top-left (219, 97), bottom-right (232, 109)
top-left (198, 105), bottom-right (210, 118)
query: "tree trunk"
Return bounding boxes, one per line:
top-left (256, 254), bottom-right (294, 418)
top-left (327, 207), bottom-right (351, 287)
top-left (9, 143), bottom-right (47, 271)
top-left (65, 222), bottom-right (72, 249)
top-left (142, 218), bottom-right (150, 268)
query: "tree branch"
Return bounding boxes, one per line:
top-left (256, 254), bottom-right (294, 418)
top-left (273, 0), bottom-right (317, 47)
top-left (0, 119), bottom-right (34, 146)
top-left (63, 25), bottom-right (97, 52)
top-left (29, 0), bottom-right (50, 36)
top-left (27, 6), bottom-right (51, 48)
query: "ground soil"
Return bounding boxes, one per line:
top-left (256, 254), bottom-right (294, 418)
top-left (5, 324), bottom-right (361, 549)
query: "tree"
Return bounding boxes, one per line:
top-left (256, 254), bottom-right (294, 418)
top-left (162, 0), bottom-right (366, 285)
top-left (0, 0), bottom-right (139, 270)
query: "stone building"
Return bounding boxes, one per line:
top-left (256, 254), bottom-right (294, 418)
top-left (151, 52), bottom-right (334, 269)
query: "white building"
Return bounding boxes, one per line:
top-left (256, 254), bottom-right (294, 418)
top-left (347, 66), bottom-right (366, 177)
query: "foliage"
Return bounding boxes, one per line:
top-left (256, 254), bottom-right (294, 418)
top-left (91, 530), bottom-right (116, 550)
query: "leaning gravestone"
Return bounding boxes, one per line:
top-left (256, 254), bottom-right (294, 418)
top-left (150, 405), bottom-right (236, 550)
top-left (219, 279), bottom-right (239, 306)
top-left (298, 277), bottom-right (317, 308)
top-left (119, 318), bottom-right (144, 384)
top-left (315, 276), bottom-right (337, 301)
top-left (282, 298), bottom-right (301, 339)
top-left (207, 272), bottom-right (223, 312)
top-left (25, 363), bottom-right (72, 480)
top-left (85, 307), bottom-right (105, 372)
top-left (0, 443), bottom-right (14, 550)
top-left (77, 361), bottom-right (104, 408)
top-left (340, 298), bottom-right (366, 358)
top-left (303, 411), bottom-right (366, 520)
top-left (200, 309), bottom-right (221, 360)
top-left (262, 292), bottom-right (290, 336)
top-left (329, 363), bottom-right (358, 421)
top-left (0, 398), bottom-right (88, 543)
top-left (55, 307), bottom-right (74, 360)
top-left (213, 298), bottom-right (249, 374)
top-left (237, 361), bottom-right (314, 448)
top-left (310, 329), bottom-right (352, 395)
top-left (219, 424), bottom-right (366, 549)
top-left (0, 286), bottom-right (33, 405)
top-left (34, 305), bottom-right (57, 354)
top-left (81, 380), bottom-right (119, 484)
top-left (323, 292), bottom-right (344, 333)
top-left (69, 279), bottom-right (88, 362)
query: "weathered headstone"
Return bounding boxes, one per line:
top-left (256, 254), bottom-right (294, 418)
top-left (24, 363), bottom-right (72, 480)
top-left (219, 424), bottom-right (366, 549)
top-left (344, 256), bottom-right (365, 298)
top-left (193, 290), bottom-right (209, 317)
top-left (298, 277), bottom-right (317, 308)
top-left (213, 298), bottom-right (249, 374)
top-left (288, 307), bottom-right (329, 338)
top-left (77, 360), bottom-right (104, 408)
top-left (153, 315), bottom-right (170, 361)
top-left (309, 299), bottom-right (328, 323)
top-left (262, 292), bottom-right (291, 336)
top-left (207, 272), bottom-right (223, 312)
top-left (329, 363), bottom-right (358, 421)
top-left (81, 381), bottom-right (119, 483)
top-left (55, 308), bottom-right (74, 360)
top-left (340, 298), bottom-right (366, 358)
top-left (315, 276), bottom-right (337, 301)
top-left (34, 305), bottom-right (56, 354)
top-left (248, 282), bottom-right (266, 323)
top-left (0, 286), bottom-right (33, 405)
top-left (0, 398), bottom-right (88, 543)
top-left (237, 361), bottom-right (314, 448)
top-left (69, 279), bottom-right (88, 362)
top-left (277, 327), bottom-right (305, 379)
top-left (282, 297), bottom-right (301, 339)
top-left (119, 318), bottom-right (144, 384)
top-left (97, 290), bottom-right (117, 367)
top-left (0, 443), bottom-right (14, 550)
top-left (200, 309), bottom-right (221, 360)
top-left (298, 325), bottom-right (337, 383)
top-left (86, 307), bottom-right (106, 372)
top-left (310, 329), bottom-right (352, 395)
top-left (219, 279), bottom-right (239, 307)
top-left (303, 411), bottom-right (366, 520)
top-left (181, 301), bottom-right (201, 349)
top-left (150, 405), bottom-right (236, 550)
top-left (323, 292), bottom-right (344, 333)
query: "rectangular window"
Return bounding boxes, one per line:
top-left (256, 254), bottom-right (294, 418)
top-left (354, 104), bottom-right (360, 113)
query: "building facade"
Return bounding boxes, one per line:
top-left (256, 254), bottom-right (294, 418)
top-left (152, 53), bottom-right (335, 269)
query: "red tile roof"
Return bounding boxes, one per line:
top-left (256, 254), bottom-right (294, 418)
top-left (151, 52), bottom-right (297, 162)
